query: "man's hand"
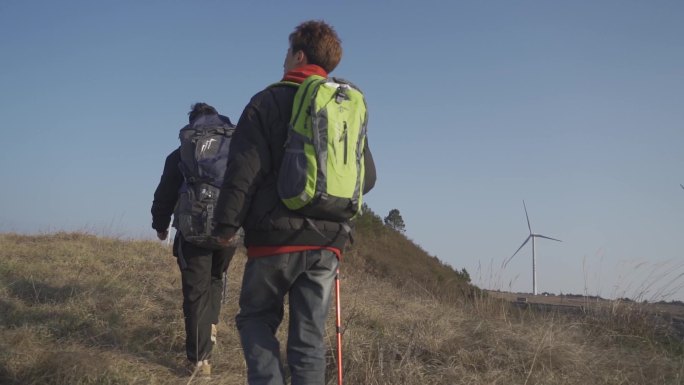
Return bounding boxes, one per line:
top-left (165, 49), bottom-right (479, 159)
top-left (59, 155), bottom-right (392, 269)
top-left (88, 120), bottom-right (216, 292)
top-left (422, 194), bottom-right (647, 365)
top-left (213, 234), bottom-right (238, 248)
top-left (211, 224), bottom-right (238, 249)
top-left (157, 230), bottom-right (168, 241)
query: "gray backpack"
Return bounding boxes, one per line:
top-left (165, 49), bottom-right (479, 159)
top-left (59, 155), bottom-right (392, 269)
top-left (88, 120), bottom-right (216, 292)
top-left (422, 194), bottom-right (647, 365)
top-left (174, 114), bottom-right (234, 248)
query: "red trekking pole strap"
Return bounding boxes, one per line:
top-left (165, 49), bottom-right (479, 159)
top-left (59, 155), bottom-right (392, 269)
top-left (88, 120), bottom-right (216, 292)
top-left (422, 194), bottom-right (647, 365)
top-left (335, 266), bottom-right (343, 385)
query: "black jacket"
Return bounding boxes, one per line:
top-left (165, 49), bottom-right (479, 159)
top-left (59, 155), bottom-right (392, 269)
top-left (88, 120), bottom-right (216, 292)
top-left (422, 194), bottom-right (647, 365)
top-left (214, 83), bottom-right (376, 250)
top-left (151, 148), bottom-right (182, 232)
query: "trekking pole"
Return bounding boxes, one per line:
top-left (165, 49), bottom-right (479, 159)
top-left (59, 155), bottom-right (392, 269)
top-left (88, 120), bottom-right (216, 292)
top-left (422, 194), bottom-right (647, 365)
top-left (335, 266), bottom-right (343, 385)
top-left (221, 271), bottom-right (227, 304)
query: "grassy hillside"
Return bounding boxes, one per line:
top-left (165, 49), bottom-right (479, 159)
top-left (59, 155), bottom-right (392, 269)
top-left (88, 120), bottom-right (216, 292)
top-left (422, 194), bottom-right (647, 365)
top-left (1, 212), bottom-right (683, 384)
top-left (349, 206), bottom-right (475, 302)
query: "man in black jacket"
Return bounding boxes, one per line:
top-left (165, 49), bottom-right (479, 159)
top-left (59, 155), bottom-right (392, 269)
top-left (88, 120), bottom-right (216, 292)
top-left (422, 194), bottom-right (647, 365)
top-left (151, 102), bottom-right (235, 377)
top-left (213, 21), bottom-right (376, 385)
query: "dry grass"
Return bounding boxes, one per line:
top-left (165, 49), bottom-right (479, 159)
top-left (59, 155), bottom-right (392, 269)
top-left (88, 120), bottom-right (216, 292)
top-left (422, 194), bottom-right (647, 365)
top-left (0, 232), bottom-right (247, 385)
top-left (1, 230), bottom-right (683, 385)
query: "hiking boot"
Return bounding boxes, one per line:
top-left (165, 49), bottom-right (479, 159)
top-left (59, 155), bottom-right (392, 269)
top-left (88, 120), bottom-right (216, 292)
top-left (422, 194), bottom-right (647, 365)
top-left (211, 323), bottom-right (217, 344)
top-left (187, 360), bottom-right (211, 377)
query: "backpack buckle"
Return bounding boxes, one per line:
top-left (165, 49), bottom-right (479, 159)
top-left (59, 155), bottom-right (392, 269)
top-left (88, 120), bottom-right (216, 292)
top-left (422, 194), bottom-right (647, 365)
top-left (334, 86), bottom-right (349, 104)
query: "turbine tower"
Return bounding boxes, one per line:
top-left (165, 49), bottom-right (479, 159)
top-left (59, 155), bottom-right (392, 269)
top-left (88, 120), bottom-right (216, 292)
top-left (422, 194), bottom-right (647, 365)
top-left (504, 200), bottom-right (562, 295)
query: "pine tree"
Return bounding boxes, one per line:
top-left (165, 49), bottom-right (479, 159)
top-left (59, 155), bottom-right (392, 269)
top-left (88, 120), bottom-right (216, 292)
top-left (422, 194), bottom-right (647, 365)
top-left (384, 209), bottom-right (406, 233)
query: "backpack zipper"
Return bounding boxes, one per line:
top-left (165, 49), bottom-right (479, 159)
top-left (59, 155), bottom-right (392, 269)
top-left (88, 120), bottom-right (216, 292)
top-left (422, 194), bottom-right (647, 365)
top-left (342, 121), bottom-right (348, 164)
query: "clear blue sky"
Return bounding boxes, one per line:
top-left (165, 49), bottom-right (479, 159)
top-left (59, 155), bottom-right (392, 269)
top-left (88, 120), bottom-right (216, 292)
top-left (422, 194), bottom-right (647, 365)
top-left (1, 1), bottom-right (683, 301)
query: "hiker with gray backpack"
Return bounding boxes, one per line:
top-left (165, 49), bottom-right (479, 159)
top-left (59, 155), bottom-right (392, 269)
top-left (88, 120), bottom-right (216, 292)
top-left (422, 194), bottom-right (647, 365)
top-left (212, 20), bottom-right (376, 385)
top-left (151, 102), bottom-right (237, 377)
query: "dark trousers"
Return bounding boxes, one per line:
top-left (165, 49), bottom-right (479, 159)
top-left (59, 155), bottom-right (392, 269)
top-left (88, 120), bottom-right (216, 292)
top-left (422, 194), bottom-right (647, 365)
top-left (174, 235), bottom-right (235, 363)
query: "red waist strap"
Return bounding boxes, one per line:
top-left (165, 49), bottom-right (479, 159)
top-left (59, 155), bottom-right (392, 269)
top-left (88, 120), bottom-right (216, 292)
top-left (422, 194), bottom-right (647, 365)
top-left (247, 245), bottom-right (342, 260)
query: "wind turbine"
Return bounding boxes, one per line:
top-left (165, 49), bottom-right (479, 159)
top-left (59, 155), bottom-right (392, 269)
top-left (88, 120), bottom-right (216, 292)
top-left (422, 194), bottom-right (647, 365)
top-left (504, 200), bottom-right (562, 295)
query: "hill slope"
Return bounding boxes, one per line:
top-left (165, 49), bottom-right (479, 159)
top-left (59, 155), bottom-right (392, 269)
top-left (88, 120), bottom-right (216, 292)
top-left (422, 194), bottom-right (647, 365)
top-left (1, 214), bottom-right (683, 384)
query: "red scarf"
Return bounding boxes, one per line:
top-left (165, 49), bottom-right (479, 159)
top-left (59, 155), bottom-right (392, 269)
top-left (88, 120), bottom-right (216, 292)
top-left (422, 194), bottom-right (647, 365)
top-left (282, 64), bottom-right (328, 83)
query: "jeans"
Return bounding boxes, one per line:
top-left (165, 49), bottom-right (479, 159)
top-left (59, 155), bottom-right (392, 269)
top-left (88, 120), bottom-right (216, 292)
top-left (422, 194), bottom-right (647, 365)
top-left (175, 235), bottom-right (235, 363)
top-left (236, 249), bottom-right (338, 385)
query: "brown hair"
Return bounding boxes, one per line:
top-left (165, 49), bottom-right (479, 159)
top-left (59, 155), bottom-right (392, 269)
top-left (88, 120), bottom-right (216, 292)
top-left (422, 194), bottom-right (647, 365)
top-left (289, 20), bottom-right (342, 73)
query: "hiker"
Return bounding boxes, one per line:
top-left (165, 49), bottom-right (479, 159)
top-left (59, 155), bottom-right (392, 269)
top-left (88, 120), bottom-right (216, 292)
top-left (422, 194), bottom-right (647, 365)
top-left (151, 102), bottom-right (237, 376)
top-left (212, 20), bottom-right (376, 385)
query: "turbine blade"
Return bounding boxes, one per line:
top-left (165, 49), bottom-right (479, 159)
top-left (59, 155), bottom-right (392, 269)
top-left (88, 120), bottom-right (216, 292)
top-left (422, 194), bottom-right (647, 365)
top-left (536, 234), bottom-right (562, 242)
top-left (504, 235), bottom-right (531, 267)
top-left (681, 184), bottom-right (684, 190)
top-left (523, 200), bottom-right (532, 233)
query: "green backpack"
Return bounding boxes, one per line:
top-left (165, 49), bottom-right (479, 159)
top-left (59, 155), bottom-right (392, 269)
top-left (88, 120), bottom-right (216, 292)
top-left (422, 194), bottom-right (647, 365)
top-left (277, 75), bottom-right (368, 222)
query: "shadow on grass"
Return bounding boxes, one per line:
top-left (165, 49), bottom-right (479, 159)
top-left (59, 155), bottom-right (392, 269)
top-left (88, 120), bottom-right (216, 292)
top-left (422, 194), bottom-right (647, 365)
top-left (7, 278), bottom-right (85, 305)
top-left (4, 351), bottom-right (127, 385)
